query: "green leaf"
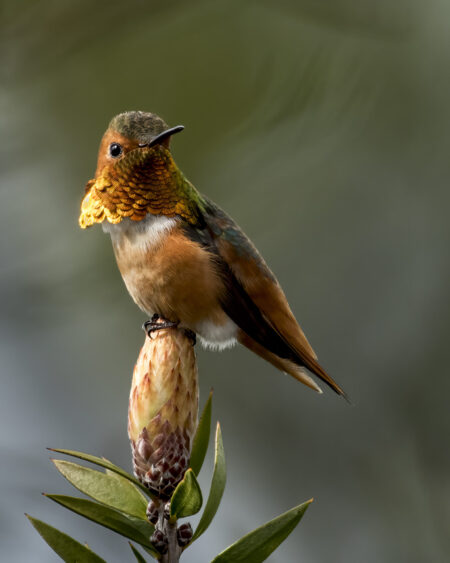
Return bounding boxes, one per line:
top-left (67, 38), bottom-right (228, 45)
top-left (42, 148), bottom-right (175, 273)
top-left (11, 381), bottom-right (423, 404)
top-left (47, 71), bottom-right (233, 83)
top-left (45, 494), bottom-right (158, 557)
top-left (192, 423), bottom-right (226, 542)
top-left (143, 546), bottom-right (160, 558)
top-left (190, 389), bottom-right (213, 476)
top-left (129, 542), bottom-right (150, 562)
top-left (210, 499), bottom-right (313, 563)
top-left (26, 514), bottom-right (106, 563)
top-left (170, 468), bottom-right (203, 519)
top-left (48, 448), bottom-right (150, 496)
top-left (52, 460), bottom-right (148, 519)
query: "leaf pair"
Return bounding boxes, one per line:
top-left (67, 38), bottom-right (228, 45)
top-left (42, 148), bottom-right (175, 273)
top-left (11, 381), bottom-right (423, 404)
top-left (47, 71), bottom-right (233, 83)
top-left (52, 459), bottom-right (148, 519)
top-left (29, 449), bottom-right (161, 560)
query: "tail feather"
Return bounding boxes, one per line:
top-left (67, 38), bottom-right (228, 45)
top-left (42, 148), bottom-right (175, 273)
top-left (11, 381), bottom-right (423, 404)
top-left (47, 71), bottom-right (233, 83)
top-left (238, 329), bottom-right (348, 399)
top-left (289, 365), bottom-right (323, 393)
top-left (299, 353), bottom-right (348, 399)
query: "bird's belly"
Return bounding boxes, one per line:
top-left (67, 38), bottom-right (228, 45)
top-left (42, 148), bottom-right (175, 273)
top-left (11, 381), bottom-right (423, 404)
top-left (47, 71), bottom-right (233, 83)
top-left (109, 216), bottom-right (235, 346)
top-left (119, 266), bottom-right (160, 315)
top-left (121, 261), bottom-right (237, 350)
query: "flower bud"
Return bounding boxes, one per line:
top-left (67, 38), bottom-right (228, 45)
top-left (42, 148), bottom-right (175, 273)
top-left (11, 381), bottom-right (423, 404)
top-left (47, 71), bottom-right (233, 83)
top-left (177, 523), bottom-right (193, 547)
top-left (146, 500), bottom-right (160, 525)
top-left (151, 529), bottom-right (168, 554)
top-left (128, 328), bottom-right (198, 499)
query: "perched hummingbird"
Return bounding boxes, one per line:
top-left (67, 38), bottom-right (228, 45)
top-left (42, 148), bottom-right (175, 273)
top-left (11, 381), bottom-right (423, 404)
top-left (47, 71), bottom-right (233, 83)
top-left (80, 111), bottom-right (345, 397)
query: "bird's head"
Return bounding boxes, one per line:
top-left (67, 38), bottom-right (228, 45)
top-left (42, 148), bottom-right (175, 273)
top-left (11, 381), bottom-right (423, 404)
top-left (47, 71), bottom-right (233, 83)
top-left (79, 111), bottom-right (189, 228)
top-left (94, 111), bottom-right (184, 178)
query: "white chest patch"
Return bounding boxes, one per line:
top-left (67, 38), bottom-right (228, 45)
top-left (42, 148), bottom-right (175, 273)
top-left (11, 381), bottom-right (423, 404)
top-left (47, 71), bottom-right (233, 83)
top-left (103, 214), bottom-right (178, 253)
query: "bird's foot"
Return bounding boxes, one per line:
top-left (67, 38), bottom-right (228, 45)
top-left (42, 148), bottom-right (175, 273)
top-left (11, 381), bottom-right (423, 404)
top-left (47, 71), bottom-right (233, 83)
top-left (143, 314), bottom-right (178, 337)
top-left (143, 315), bottom-right (197, 346)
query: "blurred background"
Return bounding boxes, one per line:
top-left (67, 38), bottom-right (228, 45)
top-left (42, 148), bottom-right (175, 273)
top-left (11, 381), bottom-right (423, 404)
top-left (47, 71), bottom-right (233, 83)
top-left (2, 0), bottom-right (450, 561)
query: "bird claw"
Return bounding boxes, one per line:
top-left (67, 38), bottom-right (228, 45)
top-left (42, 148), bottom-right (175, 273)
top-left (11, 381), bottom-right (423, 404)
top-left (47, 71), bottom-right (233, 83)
top-left (143, 314), bottom-right (178, 337)
top-left (142, 315), bottom-right (197, 346)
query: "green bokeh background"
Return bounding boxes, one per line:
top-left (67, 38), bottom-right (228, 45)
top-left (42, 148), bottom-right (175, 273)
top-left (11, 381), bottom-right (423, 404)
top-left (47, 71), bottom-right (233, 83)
top-left (2, 1), bottom-right (449, 561)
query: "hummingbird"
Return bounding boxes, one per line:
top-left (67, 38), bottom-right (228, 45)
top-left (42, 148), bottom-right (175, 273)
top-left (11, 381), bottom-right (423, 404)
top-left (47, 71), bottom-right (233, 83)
top-left (80, 111), bottom-right (346, 397)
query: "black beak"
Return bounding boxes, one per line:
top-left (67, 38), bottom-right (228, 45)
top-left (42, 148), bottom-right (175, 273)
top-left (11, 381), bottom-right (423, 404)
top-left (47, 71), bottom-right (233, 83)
top-left (141, 125), bottom-right (185, 148)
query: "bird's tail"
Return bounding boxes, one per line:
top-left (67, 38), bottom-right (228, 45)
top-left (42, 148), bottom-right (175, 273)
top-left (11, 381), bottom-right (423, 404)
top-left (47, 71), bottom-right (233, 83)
top-left (238, 330), bottom-right (348, 399)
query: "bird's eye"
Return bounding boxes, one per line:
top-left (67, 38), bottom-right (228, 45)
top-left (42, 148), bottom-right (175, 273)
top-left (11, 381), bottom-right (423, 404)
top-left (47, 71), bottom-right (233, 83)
top-left (109, 143), bottom-right (123, 158)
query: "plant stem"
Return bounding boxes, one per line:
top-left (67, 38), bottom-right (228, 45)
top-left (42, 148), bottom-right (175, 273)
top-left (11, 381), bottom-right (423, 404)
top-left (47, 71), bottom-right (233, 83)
top-left (161, 518), bottom-right (181, 563)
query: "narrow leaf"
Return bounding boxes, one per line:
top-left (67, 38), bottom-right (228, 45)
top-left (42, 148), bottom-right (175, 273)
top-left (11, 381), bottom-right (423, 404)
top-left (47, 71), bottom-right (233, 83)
top-left (45, 494), bottom-right (158, 557)
top-left (26, 514), bottom-right (106, 563)
top-left (129, 542), bottom-right (150, 562)
top-left (192, 423), bottom-right (226, 541)
top-left (48, 448), bottom-right (150, 496)
top-left (52, 460), bottom-right (148, 519)
top-left (190, 389), bottom-right (213, 476)
top-left (170, 468), bottom-right (203, 519)
top-left (210, 499), bottom-right (312, 563)
top-left (143, 546), bottom-right (160, 558)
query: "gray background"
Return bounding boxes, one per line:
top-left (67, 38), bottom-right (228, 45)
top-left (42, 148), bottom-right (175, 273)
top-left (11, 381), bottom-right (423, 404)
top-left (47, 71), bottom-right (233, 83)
top-left (2, 1), bottom-right (449, 561)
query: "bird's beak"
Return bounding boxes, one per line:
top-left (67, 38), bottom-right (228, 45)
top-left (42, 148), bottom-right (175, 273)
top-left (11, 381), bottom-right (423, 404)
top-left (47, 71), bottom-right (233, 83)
top-left (142, 125), bottom-right (185, 148)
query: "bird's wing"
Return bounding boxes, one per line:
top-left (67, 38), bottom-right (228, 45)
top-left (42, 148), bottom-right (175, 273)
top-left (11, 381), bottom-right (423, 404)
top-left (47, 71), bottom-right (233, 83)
top-left (187, 198), bottom-right (345, 396)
